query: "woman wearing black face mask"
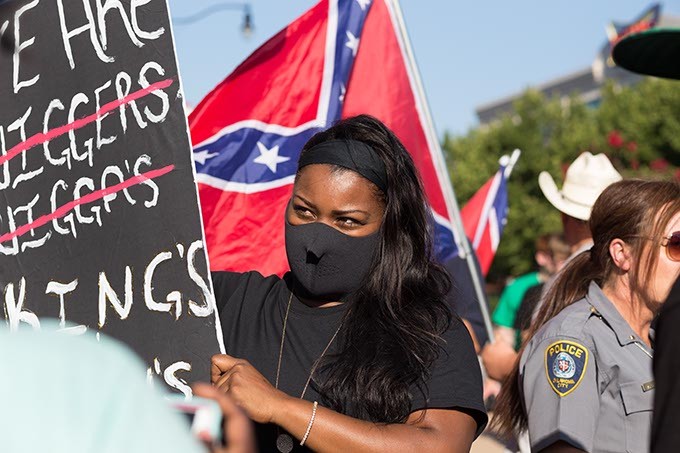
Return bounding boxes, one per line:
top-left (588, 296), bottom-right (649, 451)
top-left (210, 115), bottom-right (487, 453)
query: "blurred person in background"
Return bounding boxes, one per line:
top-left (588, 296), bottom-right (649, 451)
top-left (514, 235), bottom-right (571, 345)
top-left (492, 233), bottom-right (570, 351)
top-left (538, 152), bottom-right (622, 264)
top-left (482, 233), bottom-right (569, 382)
top-left (493, 179), bottom-right (680, 453)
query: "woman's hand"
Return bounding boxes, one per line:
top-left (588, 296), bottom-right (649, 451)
top-left (211, 353), bottom-right (291, 424)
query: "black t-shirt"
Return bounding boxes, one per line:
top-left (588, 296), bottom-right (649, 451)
top-left (212, 271), bottom-right (487, 452)
top-left (651, 277), bottom-right (680, 453)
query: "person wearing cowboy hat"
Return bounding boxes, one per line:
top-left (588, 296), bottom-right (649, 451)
top-left (612, 26), bottom-right (680, 453)
top-left (538, 151), bottom-right (622, 260)
top-left (522, 152), bottom-right (622, 327)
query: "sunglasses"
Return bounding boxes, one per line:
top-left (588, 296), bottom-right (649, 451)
top-left (661, 232), bottom-right (680, 262)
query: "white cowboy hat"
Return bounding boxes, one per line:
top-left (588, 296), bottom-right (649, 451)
top-left (539, 152), bottom-right (622, 221)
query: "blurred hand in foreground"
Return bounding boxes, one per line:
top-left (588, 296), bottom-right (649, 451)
top-left (193, 383), bottom-right (256, 453)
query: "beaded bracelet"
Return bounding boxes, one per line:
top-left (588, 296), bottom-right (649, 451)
top-left (300, 401), bottom-right (318, 446)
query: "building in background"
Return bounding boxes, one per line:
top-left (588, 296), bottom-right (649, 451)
top-left (476, 3), bottom-right (680, 125)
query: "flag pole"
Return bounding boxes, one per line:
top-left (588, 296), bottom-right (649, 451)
top-left (389, 0), bottom-right (494, 343)
top-left (503, 148), bottom-right (522, 178)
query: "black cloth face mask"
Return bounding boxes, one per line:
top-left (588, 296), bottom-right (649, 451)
top-left (285, 220), bottom-right (379, 300)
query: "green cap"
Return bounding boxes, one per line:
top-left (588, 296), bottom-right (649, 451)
top-left (612, 27), bottom-right (680, 80)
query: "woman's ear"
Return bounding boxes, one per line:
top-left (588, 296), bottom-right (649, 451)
top-left (609, 238), bottom-right (632, 272)
top-left (535, 251), bottom-right (549, 268)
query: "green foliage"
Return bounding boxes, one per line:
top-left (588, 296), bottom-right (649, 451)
top-left (443, 78), bottom-right (680, 283)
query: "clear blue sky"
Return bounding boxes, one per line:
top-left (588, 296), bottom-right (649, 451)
top-left (168, 0), bottom-right (679, 138)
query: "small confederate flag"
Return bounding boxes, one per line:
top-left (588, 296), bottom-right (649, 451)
top-left (189, 0), bottom-right (463, 275)
top-left (460, 150), bottom-right (520, 276)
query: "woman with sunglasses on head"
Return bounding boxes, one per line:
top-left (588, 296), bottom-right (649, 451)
top-left (493, 179), bottom-right (680, 453)
top-left (209, 115), bottom-right (487, 453)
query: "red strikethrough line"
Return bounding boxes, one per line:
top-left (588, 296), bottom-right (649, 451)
top-left (0, 78), bottom-right (174, 167)
top-left (0, 164), bottom-right (175, 244)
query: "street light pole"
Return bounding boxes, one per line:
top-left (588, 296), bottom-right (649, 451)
top-left (172, 2), bottom-right (253, 37)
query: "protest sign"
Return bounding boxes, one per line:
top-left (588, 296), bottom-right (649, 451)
top-left (0, 0), bottom-right (222, 395)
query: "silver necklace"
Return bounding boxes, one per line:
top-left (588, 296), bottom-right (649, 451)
top-left (274, 292), bottom-right (343, 453)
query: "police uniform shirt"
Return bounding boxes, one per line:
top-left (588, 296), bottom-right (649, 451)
top-left (519, 281), bottom-right (654, 453)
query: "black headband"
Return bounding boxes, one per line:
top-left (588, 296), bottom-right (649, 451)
top-left (297, 139), bottom-right (388, 193)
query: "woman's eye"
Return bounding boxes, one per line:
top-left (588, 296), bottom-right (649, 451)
top-left (338, 217), bottom-right (361, 227)
top-left (294, 206), bottom-right (314, 218)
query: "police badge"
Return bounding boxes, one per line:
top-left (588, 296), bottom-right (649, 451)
top-left (545, 340), bottom-right (588, 396)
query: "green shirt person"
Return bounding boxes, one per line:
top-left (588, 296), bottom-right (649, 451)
top-left (492, 271), bottom-right (541, 348)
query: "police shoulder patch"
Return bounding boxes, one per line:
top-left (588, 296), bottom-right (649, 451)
top-left (544, 340), bottom-right (588, 397)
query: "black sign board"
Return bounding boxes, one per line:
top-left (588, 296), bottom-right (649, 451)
top-left (0, 0), bottom-right (222, 394)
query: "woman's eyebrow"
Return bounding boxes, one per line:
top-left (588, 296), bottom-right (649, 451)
top-left (294, 194), bottom-right (371, 216)
top-left (331, 209), bottom-right (370, 216)
top-left (293, 194), bottom-right (316, 208)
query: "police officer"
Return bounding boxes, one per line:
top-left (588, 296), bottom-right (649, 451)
top-left (521, 281), bottom-right (655, 452)
top-left (492, 179), bottom-right (680, 452)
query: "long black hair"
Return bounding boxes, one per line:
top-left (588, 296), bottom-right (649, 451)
top-left (298, 115), bottom-right (453, 423)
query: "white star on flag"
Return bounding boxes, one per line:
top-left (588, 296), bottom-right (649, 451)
top-left (355, 0), bottom-right (371, 10)
top-left (253, 142), bottom-right (289, 173)
top-left (193, 150), bottom-right (218, 165)
top-left (339, 83), bottom-right (346, 102)
top-left (345, 31), bottom-right (359, 57)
